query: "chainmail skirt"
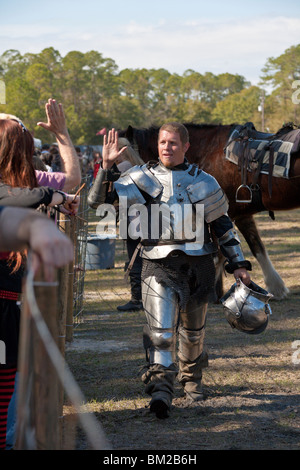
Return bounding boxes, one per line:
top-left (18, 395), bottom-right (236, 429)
top-left (141, 251), bottom-right (215, 309)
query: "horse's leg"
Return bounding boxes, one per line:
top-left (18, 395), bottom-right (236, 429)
top-left (234, 214), bottom-right (289, 299)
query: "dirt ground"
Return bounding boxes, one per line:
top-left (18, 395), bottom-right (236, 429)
top-left (64, 210), bottom-right (300, 451)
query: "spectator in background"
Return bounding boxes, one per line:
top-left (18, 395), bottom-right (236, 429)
top-left (32, 154), bottom-right (48, 172)
top-left (75, 146), bottom-right (83, 173)
top-left (49, 144), bottom-right (61, 172)
top-left (40, 151), bottom-right (53, 172)
top-left (93, 151), bottom-right (102, 180)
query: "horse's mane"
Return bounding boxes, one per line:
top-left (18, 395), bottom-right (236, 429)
top-left (183, 122), bottom-right (235, 130)
top-left (138, 122), bottom-right (234, 130)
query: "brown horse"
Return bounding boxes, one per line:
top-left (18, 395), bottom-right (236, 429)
top-left (119, 123), bottom-right (300, 299)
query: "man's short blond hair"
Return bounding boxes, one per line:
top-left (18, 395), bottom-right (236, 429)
top-left (159, 122), bottom-right (189, 145)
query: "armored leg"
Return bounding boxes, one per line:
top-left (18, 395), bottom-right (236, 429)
top-left (127, 237), bottom-right (142, 302)
top-left (177, 297), bottom-right (208, 401)
top-left (141, 275), bottom-right (179, 417)
top-left (117, 238), bottom-right (143, 311)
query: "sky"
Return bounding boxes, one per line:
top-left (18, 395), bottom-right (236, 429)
top-left (1, 0), bottom-right (300, 86)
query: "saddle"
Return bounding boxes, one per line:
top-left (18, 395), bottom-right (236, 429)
top-left (225, 121), bottom-right (300, 203)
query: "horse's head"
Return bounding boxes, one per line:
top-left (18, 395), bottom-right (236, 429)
top-left (119, 125), bottom-right (135, 144)
top-left (118, 125), bottom-right (159, 163)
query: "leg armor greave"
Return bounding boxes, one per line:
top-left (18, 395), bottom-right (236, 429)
top-left (178, 299), bottom-right (208, 365)
top-left (142, 275), bottom-right (179, 368)
top-left (178, 326), bottom-right (206, 363)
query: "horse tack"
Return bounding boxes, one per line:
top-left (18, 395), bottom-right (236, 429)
top-left (227, 125), bottom-right (280, 202)
top-left (231, 134), bottom-right (270, 203)
top-left (235, 137), bottom-right (253, 203)
top-left (250, 141), bottom-right (275, 199)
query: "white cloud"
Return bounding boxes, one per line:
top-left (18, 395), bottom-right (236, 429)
top-left (0, 24), bottom-right (60, 38)
top-left (0, 16), bottom-right (299, 84)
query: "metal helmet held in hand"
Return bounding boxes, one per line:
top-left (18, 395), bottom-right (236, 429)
top-left (220, 279), bottom-right (273, 334)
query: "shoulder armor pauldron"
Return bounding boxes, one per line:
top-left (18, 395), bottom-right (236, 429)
top-left (187, 171), bottom-right (220, 202)
top-left (186, 170), bottom-right (229, 223)
top-left (118, 164), bottom-right (163, 198)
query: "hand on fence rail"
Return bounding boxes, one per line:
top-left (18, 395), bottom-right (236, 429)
top-left (53, 192), bottom-right (80, 216)
top-left (0, 207), bottom-right (74, 282)
top-left (28, 217), bottom-right (74, 282)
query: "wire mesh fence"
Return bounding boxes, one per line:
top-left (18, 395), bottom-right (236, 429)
top-left (56, 177), bottom-right (89, 334)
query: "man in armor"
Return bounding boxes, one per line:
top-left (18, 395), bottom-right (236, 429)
top-left (88, 123), bottom-right (251, 419)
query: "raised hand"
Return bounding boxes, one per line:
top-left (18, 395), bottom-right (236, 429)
top-left (37, 98), bottom-right (68, 137)
top-left (102, 128), bottom-right (127, 169)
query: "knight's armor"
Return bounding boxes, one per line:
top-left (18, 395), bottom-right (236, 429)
top-left (88, 160), bottom-right (251, 413)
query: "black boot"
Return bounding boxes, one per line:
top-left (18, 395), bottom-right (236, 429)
top-left (178, 352), bottom-right (208, 402)
top-left (142, 363), bottom-right (177, 419)
top-left (117, 300), bottom-right (143, 311)
top-left (118, 240), bottom-right (143, 312)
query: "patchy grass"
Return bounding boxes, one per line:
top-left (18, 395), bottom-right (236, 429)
top-left (64, 208), bottom-right (300, 450)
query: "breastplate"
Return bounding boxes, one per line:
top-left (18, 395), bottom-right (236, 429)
top-left (140, 163), bottom-right (216, 259)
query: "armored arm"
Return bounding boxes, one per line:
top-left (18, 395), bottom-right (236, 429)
top-left (211, 215), bottom-right (252, 274)
top-left (88, 164), bottom-right (120, 209)
top-left (187, 171), bottom-right (251, 274)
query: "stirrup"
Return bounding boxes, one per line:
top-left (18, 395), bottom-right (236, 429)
top-left (235, 184), bottom-right (252, 203)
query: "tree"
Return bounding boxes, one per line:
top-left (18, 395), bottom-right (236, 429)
top-left (1, 45), bottom-right (299, 144)
top-left (212, 86), bottom-right (262, 128)
top-left (260, 44), bottom-right (300, 127)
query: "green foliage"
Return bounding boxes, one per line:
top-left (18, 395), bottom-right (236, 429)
top-left (0, 44), bottom-right (299, 143)
top-left (212, 86), bottom-right (262, 126)
top-left (260, 45), bottom-right (300, 131)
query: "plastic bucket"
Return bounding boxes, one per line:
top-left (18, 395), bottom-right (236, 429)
top-left (85, 234), bottom-right (116, 270)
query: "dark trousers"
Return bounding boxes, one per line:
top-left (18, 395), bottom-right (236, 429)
top-left (126, 237), bottom-right (142, 302)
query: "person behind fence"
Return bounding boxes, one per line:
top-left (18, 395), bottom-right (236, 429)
top-left (88, 124), bottom-right (251, 419)
top-left (0, 116), bottom-right (79, 449)
top-left (0, 206), bottom-right (74, 450)
top-left (0, 99), bottom-right (81, 192)
top-left (115, 138), bottom-right (144, 312)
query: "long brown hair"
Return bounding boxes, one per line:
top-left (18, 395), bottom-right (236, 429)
top-left (0, 119), bottom-right (38, 271)
top-left (0, 119), bottom-right (37, 188)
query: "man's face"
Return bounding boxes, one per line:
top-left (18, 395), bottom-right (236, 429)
top-left (158, 130), bottom-right (190, 168)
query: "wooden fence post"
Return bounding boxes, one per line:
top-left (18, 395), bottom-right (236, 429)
top-left (15, 267), bottom-right (60, 450)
